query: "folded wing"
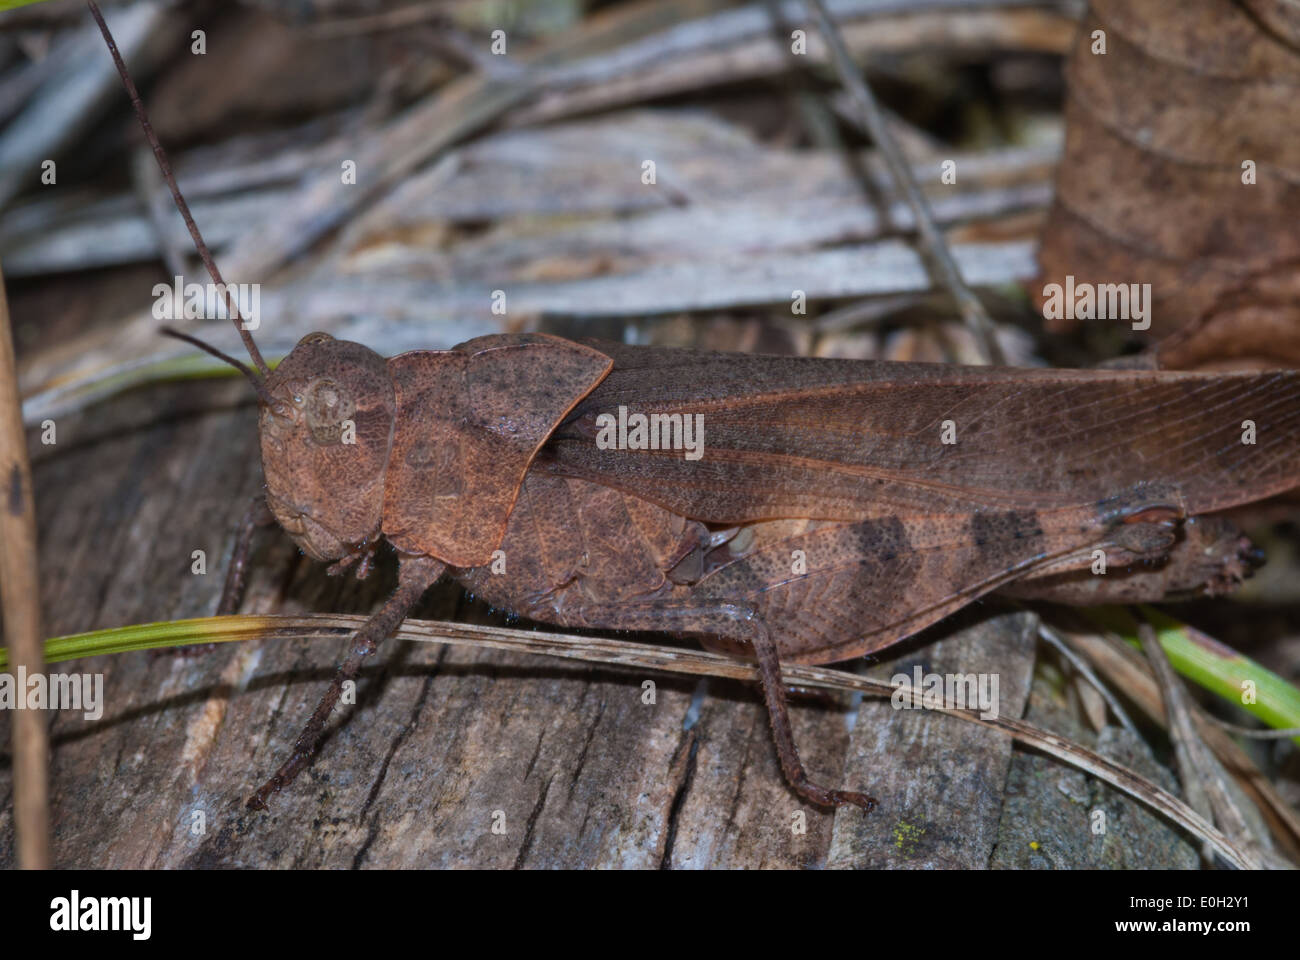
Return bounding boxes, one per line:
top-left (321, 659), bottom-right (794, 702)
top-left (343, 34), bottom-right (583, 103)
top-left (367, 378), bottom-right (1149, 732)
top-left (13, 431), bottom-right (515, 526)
top-left (540, 342), bottom-right (1300, 523)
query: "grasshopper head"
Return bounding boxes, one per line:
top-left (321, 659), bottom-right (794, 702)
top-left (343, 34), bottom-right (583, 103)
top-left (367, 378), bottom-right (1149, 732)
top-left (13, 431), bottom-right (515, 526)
top-left (258, 332), bottom-right (396, 562)
top-left (161, 325), bottom-right (396, 564)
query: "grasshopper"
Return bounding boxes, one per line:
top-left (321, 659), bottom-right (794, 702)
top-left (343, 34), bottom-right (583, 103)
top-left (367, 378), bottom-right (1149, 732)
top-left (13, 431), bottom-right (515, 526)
top-left (87, 2), bottom-right (1299, 813)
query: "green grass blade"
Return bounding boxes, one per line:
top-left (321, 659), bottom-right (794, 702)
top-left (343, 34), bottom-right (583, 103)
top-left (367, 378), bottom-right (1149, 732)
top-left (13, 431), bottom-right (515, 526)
top-left (1082, 606), bottom-right (1300, 744)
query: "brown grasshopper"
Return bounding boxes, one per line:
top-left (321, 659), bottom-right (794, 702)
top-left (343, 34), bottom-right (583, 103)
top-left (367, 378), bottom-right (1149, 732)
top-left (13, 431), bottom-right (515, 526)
top-left (89, 3), bottom-right (1299, 813)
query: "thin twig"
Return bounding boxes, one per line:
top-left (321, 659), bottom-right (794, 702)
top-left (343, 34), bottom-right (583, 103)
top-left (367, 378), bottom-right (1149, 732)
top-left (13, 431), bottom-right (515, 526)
top-left (1207, 719), bottom-right (1300, 739)
top-left (387, 617), bottom-right (1251, 866)
top-left (1139, 621), bottom-right (1216, 862)
top-left (35, 613), bottom-right (1262, 868)
top-left (1061, 622), bottom-right (1300, 858)
top-left (1037, 620), bottom-right (1139, 737)
top-left (803, 0), bottom-right (1006, 364)
top-left (0, 260), bottom-right (50, 869)
top-left (1139, 620), bottom-right (1274, 869)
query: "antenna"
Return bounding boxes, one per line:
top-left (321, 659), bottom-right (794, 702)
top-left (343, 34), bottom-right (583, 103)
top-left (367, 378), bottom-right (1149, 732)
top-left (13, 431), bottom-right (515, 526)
top-left (88, 0), bottom-right (272, 378)
top-left (160, 327), bottom-right (278, 407)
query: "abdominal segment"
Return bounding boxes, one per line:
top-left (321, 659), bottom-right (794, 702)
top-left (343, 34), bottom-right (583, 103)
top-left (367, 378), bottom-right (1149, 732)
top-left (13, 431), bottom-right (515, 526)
top-left (679, 496), bottom-right (1196, 666)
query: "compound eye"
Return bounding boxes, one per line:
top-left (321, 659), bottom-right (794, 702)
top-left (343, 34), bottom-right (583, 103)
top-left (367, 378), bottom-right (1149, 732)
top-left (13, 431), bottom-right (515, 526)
top-left (298, 331), bottom-right (334, 346)
top-left (305, 378), bottom-right (356, 444)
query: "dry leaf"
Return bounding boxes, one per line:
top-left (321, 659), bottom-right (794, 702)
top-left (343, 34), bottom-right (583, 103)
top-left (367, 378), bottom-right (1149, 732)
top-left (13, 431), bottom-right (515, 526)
top-left (1033, 0), bottom-right (1300, 368)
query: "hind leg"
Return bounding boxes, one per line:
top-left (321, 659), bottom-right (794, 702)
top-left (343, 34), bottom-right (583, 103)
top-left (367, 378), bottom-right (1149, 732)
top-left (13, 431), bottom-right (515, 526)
top-left (571, 598), bottom-right (875, 811)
